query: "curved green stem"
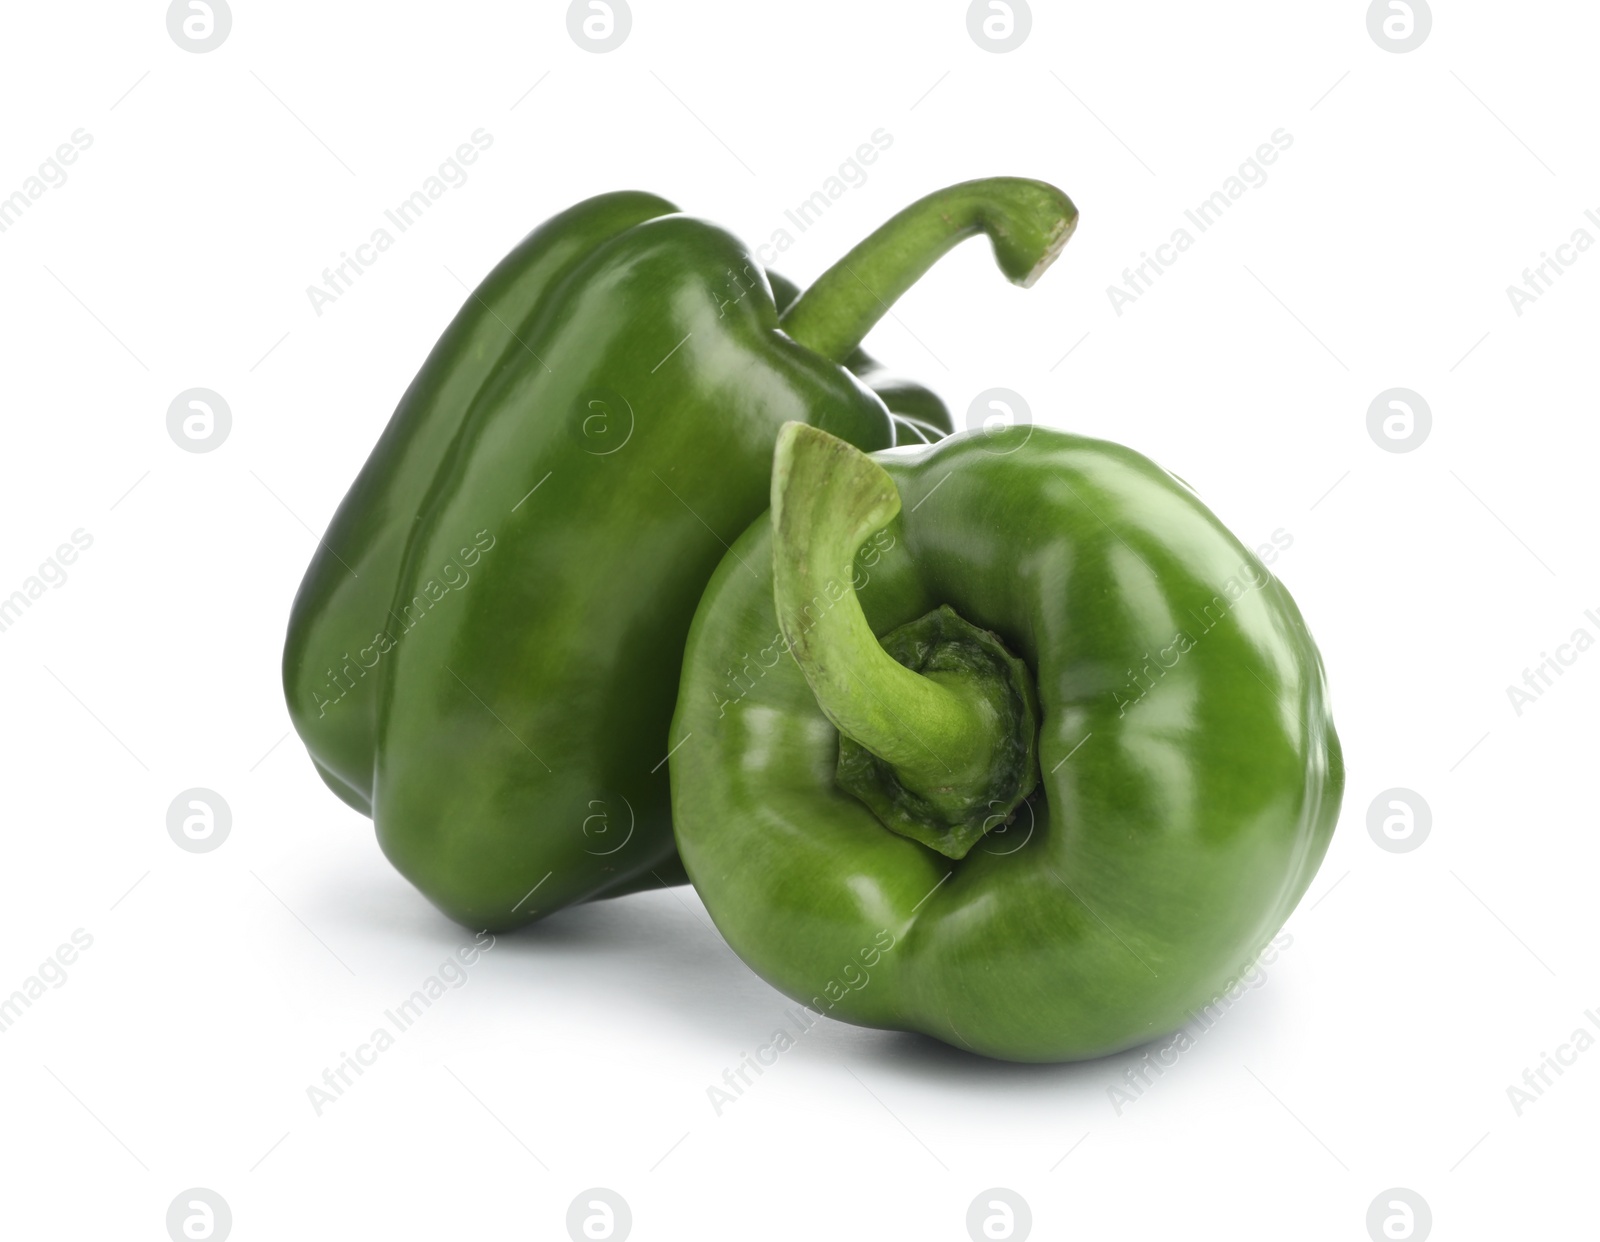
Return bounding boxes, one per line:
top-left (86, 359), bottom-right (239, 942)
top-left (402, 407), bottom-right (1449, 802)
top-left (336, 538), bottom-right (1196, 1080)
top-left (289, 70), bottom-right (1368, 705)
top-left (771, 423), bottom-right (987, 787)
top-left (778, 178), bottom-right (1078, 364)
top-left (771, 423), bottom-right (1040, 858)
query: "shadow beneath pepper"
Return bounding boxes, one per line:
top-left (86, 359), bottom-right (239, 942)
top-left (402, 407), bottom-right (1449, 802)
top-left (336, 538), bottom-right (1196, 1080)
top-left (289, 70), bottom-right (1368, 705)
top-left (458, 884), bottom-right (794, 1044)
top-left (339, 865), bottom-right (1182, 1099)
top-left (852, 1028), bottom-right (1128, 1086)
top-left (529, 892), bottom-right (1141, 1101)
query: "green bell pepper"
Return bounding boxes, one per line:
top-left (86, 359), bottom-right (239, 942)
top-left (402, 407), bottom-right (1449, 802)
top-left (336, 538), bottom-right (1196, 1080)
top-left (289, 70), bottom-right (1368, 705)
top-left (282, 180), bottom-right (1077, 930)
top-left (670, 419), bottom-right (1343, 1062)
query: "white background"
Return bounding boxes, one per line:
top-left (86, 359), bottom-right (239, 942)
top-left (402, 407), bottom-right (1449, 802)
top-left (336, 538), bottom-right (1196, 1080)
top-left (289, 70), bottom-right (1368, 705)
top-left (0, 1), bottom-right (1594, 1238)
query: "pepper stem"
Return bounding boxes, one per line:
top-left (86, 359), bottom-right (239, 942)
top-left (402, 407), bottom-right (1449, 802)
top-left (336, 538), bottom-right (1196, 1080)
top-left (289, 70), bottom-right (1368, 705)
top-left (771, 423), bottom-right (1039, 859)
top-left (778, 178), bottom-right (1078, 364)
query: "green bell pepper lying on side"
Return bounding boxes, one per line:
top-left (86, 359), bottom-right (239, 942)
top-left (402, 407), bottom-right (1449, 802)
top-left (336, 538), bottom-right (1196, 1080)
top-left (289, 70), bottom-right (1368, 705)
top-left (670, 422), bottom-right (1343, 1062)
top-left (283, 179), bottom-right (1077, 931)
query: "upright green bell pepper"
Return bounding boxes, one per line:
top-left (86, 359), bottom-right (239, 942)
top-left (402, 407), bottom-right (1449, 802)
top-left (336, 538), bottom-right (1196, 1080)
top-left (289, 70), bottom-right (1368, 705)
top-left (283, 180), bottom-right (1077, 930)
top-left (670, 418), bottom-right (1343, 1062)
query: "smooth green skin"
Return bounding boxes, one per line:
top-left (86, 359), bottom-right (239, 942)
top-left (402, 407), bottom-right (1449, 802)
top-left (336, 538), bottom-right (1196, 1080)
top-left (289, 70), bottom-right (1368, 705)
top-left (281, 200), bottom-right (945, 814)
top-left (284, 191), bottom-right (678, 816)
top-left (280, 195), bottom-right (964, 929)
top-left (283, 179), bottom-right (1072, 931)
top-left (671, 426), bottom-right (1344, 1062)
